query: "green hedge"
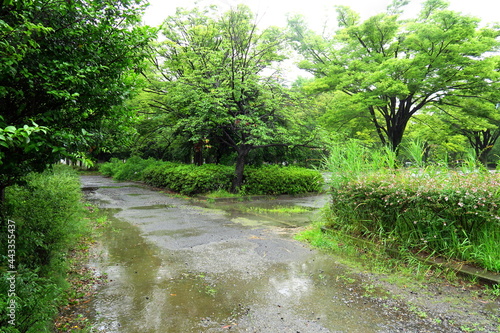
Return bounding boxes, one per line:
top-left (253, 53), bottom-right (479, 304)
top-left (0, 165), bottom-right (87, 332)
top-left (99, 157), bottom-right (324, 196)
top-left (99, 156), bottom-right (161, 181)
top-left (327, 171), bottom-right (500, 272)
top-left (142, 163), bottom-right (234, 195)
top-left (243, 165), bottom-right (324, 195)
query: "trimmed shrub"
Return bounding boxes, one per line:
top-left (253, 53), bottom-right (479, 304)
top-left (143, 163), bottom-right (234, 195)
top-left (242, 165), bottom-right (324, 195)
top-left (327, 170), bottom-right (500, 272)
top-left (102, 157), bottom-right (324, 196)
top-left (140, 161), bottom-right (179, 188)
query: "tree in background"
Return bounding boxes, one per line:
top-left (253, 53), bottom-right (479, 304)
top-left (148, 5), bottom-right (317, 192)
top-left (0, 0), bottom-right (155, 200)
top-left (288, 0), bottom-right (500, 153)
top-left (434, 88), bottom-right (500, 166)
top-left (313, 90), bottom-right (379, 143)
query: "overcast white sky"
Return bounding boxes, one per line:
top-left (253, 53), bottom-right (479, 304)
top-left (142, 0), bottom-right (500, 31)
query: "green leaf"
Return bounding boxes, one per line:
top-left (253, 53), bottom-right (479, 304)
top-left (4, 126), bottom-right (16, 133)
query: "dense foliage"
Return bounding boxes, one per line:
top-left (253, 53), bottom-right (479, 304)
top-left (326, 171), bottom-right (500, 272)
top-left (0, 0), bottom-right (154, 197)
top-left (99, 157), bottom-right (324, 196)
top-left (242, 165), bottom-right (324, 195)
top-left (142, 163), bottom-right (235, 195)
top-left (319, 139), bottom-right (500, 272)
top-left (141, 5), bottom-right (319, 192)
top-left (0, 166), bottom-right (87, 332)
top-left (1, 6), bottom-right (500, 333)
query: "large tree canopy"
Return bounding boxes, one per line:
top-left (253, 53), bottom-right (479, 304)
top-left (288, 0), bottom-right (500, 152)
top-left (0, 0), bottom-right (154, 198)
top-left (147, 5), bottom-right (315, 191)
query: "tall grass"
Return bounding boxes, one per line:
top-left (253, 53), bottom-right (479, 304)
top-left (325, 140), bottom-right (398, 189)
top-left (402, 139), bottom-right (426, 168)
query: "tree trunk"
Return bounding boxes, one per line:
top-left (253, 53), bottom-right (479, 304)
top-left (194, 141), bottom-right (203, 166)
top-left (466, 129), bottom-right (500, 167)
top-left (478, 149), bottom-right (491, 167)
top-left (386, 123), bottom-right (405, 154)
top-left (231, 145), bottom-right (251, 193)
top-left (368, 106), bottom-right (387, 146)
top-left (380, 97), bottom-right (414, 154)
top-left (0, 186), bottom-right (4, 203)
top-left (0, 184), bottom-right (6, 222)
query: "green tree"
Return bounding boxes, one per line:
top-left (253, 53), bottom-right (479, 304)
top-left (314, 91), bottom-right (378, 143)
top-left (149, 5), bottom-right (315, 192)
top-left (288, 0), bottom-right (500, 152)
top-left (0, 0), bottom-right (154, 200)
top-left (433, 88), bottom-right (500, 165)
top-left (402, 112), bottom-right (467, 164)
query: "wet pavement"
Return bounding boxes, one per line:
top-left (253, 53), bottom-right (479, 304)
top-left (81, 175), bottom-right (466, 333)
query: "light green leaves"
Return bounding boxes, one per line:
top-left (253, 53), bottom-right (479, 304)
top-left (289, 1), bottom-right (500, 151)
top-left (0, 123), bottom-right (47, 150)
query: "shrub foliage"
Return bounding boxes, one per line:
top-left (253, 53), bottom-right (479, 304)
top-left (0, 166), bottom-right (87, 332)
top-left (243, 165), bottom-right (324, 195)
top-left (327, 170), bottom-right (500, 272)
top-left (4, 166), bottom-right (86, 270)
top-left (142, 163), bottom-right (234, 195)
top-left (99, 157), bottom-right (324, 196)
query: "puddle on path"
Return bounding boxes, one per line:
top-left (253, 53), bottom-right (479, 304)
top-left (90, 214), bottom-right (398, 332)
top-left (128, 204), bottom-right (176, 210)
top-left (82, 176), bottom-right (452, 333)
top-left (193, 198), bottom-right (327, 229)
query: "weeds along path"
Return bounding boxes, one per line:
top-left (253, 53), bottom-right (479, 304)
top-left (81, 175), bottom-right (464, 333)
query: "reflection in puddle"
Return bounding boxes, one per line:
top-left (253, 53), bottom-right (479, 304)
top-left (196, 199), bottom-right (325, 228)
top-left (144, 228), bottom-right (205, 238)
top-left (271, 275), bottom-right (311, 297)
top-left (128, 204), bottom-right (175, 210)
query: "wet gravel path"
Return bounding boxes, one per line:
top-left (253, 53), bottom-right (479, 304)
top-left (81, 175), bottom-right (498, 333)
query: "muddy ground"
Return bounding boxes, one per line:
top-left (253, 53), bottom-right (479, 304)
top-left (80, 175), bottom-right (499, 333)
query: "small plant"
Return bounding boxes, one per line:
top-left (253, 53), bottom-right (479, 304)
top-left (203, 189), bottom-right (242, 199)
top-left (245, 205), bottom-right (313, 215)
top-left (336, 275), bottom-right (356, 284)
top-left (461, 149), bottom-right (484, 173)
top-left (484, 284), bottom-right (500, 297)
top-left (408, 305), bottom-right (428, 319)
top-left (204, 285), bottom-right (218, 297)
